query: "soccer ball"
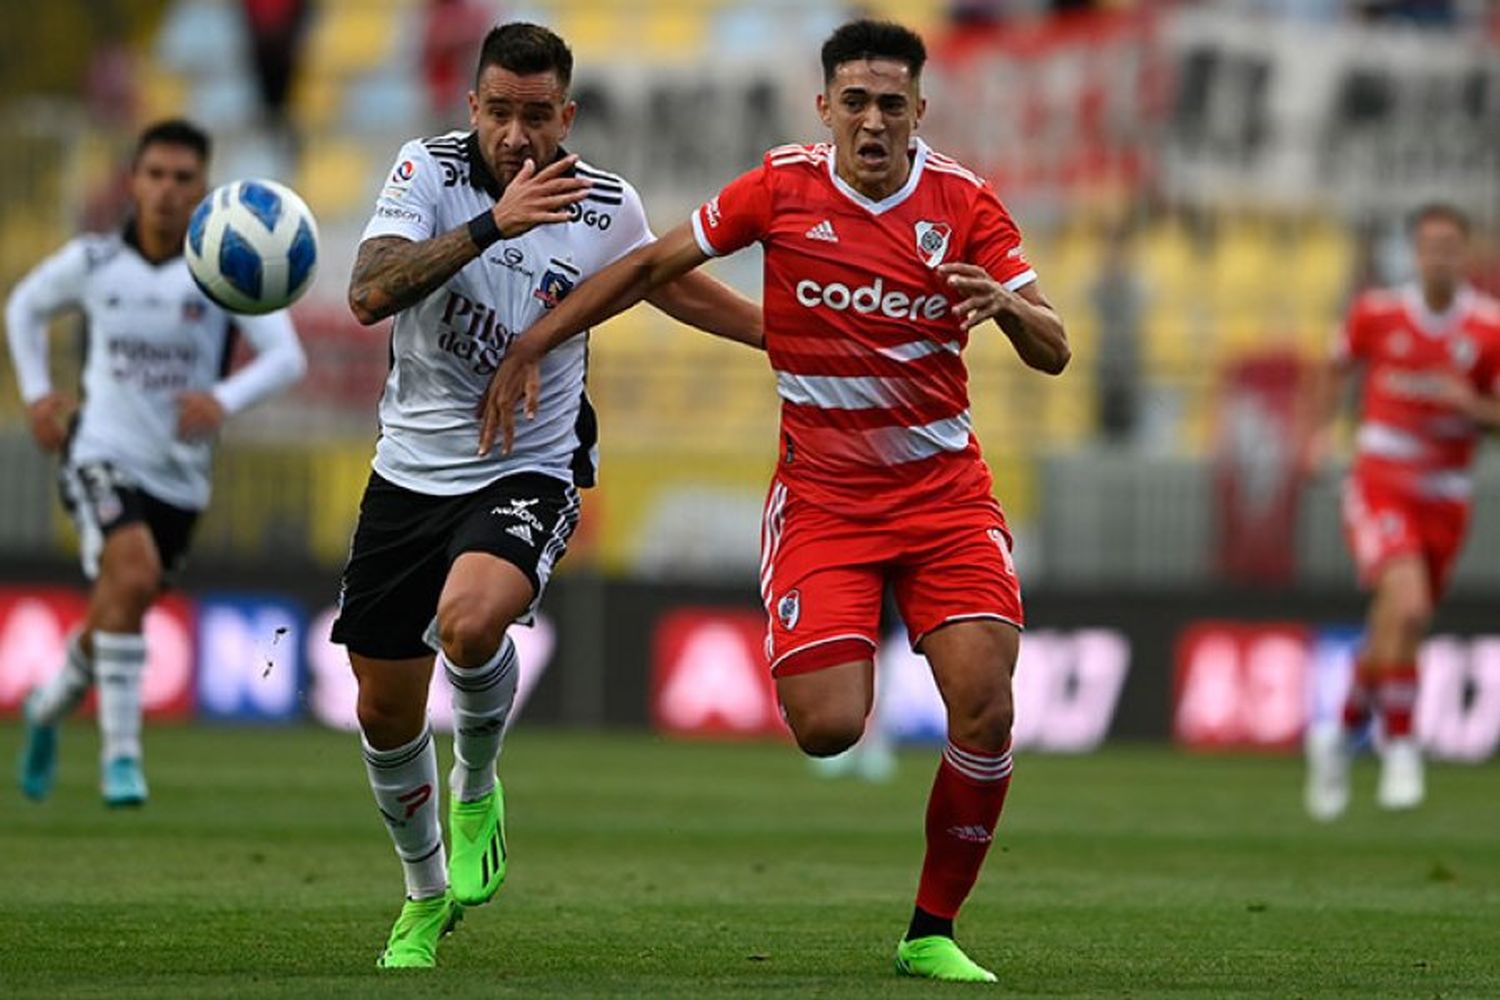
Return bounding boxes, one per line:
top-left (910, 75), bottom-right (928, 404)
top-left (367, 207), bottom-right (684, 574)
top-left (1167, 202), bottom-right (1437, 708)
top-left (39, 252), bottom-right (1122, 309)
top-left (185, 178), bottom-right (319, 315)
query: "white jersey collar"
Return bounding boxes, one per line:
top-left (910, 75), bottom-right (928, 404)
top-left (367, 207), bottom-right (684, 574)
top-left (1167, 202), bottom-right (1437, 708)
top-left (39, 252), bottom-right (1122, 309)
top-left (1402, 282), bottom-right (1473, 339)
top-left (827, 137), bottom-right (929, 216)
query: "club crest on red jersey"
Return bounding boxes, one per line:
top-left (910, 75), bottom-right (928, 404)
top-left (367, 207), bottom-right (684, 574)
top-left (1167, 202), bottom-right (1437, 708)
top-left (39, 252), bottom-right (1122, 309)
top-left (777, 589), bottom-right (801, 631)
top-left (914, 221), bottom-right (952, 268)
top-left (1450, 335), bottom-right (1478, 370)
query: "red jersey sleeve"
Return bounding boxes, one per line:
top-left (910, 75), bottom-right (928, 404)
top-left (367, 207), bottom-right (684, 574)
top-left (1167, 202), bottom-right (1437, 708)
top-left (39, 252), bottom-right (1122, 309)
top-left (1478, 330), bottom-right (1500, 397)
top-left (1335, 297), bottom-right (1373, 364)
top-left (691, 161), bottom-right (773, 258)
top-left (967, 185), bottom-right (1036, 291)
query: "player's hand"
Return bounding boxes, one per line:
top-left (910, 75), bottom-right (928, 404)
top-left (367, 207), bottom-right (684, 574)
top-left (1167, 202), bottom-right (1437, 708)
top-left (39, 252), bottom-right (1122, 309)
top-left (938, 262), bottom-right (1011, 331)
top-left (1299, 425), bottom-right (1335, 476)
top-left (477, 339), bottom-right (543, 456)
top-left (25, 392), bottom-right (73, 452)
top-left (492, 155), bottom-right (591, 240)
top-left (1432, 373), bottom-right (1480, 419)
top-left (176, 390), bottom-right (227, 440)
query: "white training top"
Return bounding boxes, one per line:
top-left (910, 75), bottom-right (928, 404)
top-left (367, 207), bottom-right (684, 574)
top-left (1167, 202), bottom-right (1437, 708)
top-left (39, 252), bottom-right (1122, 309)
top-left (359, 130), bottom-right (653, 496)
top-left (4, 225), bottom-right (306, 510)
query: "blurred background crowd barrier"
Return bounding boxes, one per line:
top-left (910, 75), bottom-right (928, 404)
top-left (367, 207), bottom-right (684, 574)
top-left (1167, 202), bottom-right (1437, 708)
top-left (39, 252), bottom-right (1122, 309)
top-left (2, 0), bottom-right (1498, 751)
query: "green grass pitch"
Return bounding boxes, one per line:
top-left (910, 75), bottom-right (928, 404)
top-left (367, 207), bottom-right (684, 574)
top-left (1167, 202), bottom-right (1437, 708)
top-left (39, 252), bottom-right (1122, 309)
top-left (2, 725), bottom-right (1497, 997)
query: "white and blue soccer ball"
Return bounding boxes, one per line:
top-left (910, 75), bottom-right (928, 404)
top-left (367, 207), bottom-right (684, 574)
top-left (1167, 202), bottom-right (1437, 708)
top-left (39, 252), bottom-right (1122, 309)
top-left (185, 178), bottom-right (319, 315)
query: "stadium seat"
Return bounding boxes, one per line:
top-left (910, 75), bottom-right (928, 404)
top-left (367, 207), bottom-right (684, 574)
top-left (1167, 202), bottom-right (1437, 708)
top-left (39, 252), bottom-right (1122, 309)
top-left (296, 141), bottom-right (376, 220)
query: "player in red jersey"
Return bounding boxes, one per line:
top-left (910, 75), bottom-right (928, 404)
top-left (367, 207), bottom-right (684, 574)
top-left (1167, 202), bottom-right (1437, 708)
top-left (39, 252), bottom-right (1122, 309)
top-left (479, 20), bottom-right (1068, 982)
top-left (1303, 203), bottom-right (1500, 820)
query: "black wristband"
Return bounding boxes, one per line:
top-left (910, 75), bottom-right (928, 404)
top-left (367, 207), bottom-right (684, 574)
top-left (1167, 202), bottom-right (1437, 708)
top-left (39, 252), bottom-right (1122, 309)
top-left (467, 210), bottom-right (502, 249)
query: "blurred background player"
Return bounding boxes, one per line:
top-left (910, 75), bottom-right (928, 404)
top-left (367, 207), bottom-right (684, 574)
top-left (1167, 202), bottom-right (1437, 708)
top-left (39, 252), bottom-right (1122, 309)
top-left (334, 23), bottom-right (760, 968)
top-left (5, 118), bottom-right (306, 807)
top-left (1303, 203), bottom-right (1500, 820)
top-left (482, 19), bottom-right (1069, 983)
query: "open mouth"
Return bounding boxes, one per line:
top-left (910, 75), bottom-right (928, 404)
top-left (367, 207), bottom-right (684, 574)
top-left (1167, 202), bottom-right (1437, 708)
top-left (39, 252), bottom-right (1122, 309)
top-left (856, 142), bottom-right (888, 169)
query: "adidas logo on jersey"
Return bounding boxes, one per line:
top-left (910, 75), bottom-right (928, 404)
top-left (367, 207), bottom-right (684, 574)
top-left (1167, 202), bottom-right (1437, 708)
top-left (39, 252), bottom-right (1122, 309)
top-left (506, 523), bottom-right (535, 546)
top-left (804, 219), bottom-right (839, 243)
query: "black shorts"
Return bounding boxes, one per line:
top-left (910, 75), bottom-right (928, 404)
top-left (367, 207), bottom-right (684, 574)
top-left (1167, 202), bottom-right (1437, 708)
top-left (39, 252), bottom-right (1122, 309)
top-left (57, 460), bottom-right (199, 581)
top-left (330, 470), bottom-right (581, 660)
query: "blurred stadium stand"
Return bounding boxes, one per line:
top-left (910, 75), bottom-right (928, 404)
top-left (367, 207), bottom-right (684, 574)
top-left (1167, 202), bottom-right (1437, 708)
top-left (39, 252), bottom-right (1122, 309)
top-left (2, 0), bottom-right (1499, 592)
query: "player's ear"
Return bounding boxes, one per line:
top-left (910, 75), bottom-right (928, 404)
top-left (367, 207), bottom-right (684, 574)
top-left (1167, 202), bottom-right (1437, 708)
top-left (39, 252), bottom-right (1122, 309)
top-left (559, 100), bottom-right (578, 137)
top-left (467, 90), bottom-right (480, 129)
top-left (915, 95), bottom-right (927, 128)
top-left (816, 91), bottom-right (833, 129)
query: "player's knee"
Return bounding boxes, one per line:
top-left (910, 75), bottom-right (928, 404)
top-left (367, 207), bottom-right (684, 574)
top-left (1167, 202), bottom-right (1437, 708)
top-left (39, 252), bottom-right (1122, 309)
top-left (787, 709), bottom-right (865, 758)
top-left (1386, 590), bottom-right (1434, 644)
top-left (356, 686), bottom-right (424, 748)
top-left (95, 564), bottom-right (161, 626)
top-left (1393, 597), bottom-right (1432, 640)
top-left (435, 599), bottom-right (504, 668)
top-left (118, 568), bottom-right (161, 610)
top-left (949, 697), bottom-right (1014, 753)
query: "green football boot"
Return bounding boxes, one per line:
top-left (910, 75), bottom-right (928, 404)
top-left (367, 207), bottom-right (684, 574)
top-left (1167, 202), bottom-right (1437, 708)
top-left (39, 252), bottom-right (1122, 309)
top-left (448, 783), bottom-right (506, 906)
top-left (376, 891), bottom-right (463, 969)
top-left (895, 935), bottom-right (998, 983)
top-left (19, 693), bottom-right (59, 802)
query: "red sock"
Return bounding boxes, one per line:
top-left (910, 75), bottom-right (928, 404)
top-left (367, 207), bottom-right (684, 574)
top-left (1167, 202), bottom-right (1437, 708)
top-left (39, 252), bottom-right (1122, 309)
top-left (1378, 663), bottom-right (1419, 739)
top-left (1342, 657), bottom-right (1377, 730)
top-left (915, 740), bottom-right (1013, 920)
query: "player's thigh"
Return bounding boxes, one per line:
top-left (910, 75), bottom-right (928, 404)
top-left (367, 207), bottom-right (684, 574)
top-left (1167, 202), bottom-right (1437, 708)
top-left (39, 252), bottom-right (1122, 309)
top-left (761, 483), bottom-right (886, 678)
top-left (1341, 477), bottom-right (1421, 592)
top-left (893, 497), bottom-right (1023, 653)
top-left (435, 553), bottom-right (535, 665)
top-left (922, 619), bottom-right (1021, 751)
top-left (775, 657), bottom-right (877, 753)
top-left (1419, 499), bottom-right (1470, 600)
top-left (89, 521), bottom-right (164, 624)
top-left (439, 474), bottom-right (581, 656)
top-left (330, 473), bottom-right (456, 661)
top-left (59, 460), bottom-right (157, 587)
top-left (1368, 554), bottom-right (1433, 636)
top-left (137, 492), bottom-right (200, 583)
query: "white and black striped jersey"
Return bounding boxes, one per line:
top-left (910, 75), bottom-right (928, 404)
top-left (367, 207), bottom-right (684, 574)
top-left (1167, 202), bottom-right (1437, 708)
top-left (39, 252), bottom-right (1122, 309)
top-left (4, 224), bottom-right (306, 510)
top-left (359, 130), bottom-right (653, 495)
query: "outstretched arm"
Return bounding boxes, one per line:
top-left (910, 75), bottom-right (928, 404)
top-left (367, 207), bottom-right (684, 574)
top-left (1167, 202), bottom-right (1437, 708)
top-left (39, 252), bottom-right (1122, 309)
top-left (644, 269), bottom-right (762, 350)
top-left (478, 222), bottom-right (710, 454)
top-left (1434, 374), bottom-right (1500, 430)
top-left (1297, 358), bottom-right (1353, 472)
top-left (178, 310), bottom-right (308, 440)
top-left (347, 155), bottom-right (591, 325)
top-left (939, 264), bottom-right (1070, 375)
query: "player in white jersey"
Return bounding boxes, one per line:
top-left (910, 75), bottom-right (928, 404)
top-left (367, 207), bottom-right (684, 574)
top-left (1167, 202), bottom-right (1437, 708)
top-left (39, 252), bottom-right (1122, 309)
top-left (6, 119), bottom-right (306, 807)
top-left (334, 23), bottom-right (761, 968)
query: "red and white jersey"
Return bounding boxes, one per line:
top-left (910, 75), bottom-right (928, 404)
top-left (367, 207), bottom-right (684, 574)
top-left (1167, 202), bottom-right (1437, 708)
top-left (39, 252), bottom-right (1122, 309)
top-left (691, 139), bottom-right (1036, 514)
top-left (1337, 284), bottom-right (1500, 500)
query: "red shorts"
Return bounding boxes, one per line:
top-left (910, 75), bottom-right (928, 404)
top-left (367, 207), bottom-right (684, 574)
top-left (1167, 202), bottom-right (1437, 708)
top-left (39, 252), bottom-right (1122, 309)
top-left (1340, 475), bottom-right (1469, 598)
top-left (759, 476), bottom-right (1024, 677)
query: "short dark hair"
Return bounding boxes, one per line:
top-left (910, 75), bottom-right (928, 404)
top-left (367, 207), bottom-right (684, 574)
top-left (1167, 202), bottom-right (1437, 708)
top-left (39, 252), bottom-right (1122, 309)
top-left (820, 19), bottom-right (927, 85)
top-left (476, 22), bottom-right (573, 91)
top-left (1409, 202), bottom-right (1470, 238)
top-left (133, 118), bottom-right (210, 166)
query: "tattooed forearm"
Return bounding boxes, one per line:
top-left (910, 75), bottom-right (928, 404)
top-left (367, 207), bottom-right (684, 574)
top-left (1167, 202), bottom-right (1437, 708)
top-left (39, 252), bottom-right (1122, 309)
top-left (348, 229), bottom-right (480, 325)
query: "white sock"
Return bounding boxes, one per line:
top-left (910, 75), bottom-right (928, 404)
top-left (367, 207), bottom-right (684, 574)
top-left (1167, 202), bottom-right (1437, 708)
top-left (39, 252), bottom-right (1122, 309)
top-left (31, 630), bottom-right (93, 724)
top-left (444, 634), bottom-right (518, 803)
top-left (94, 631), bottom-right (146, 763)
top-left (362, 725), bottom-right (447, 900)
